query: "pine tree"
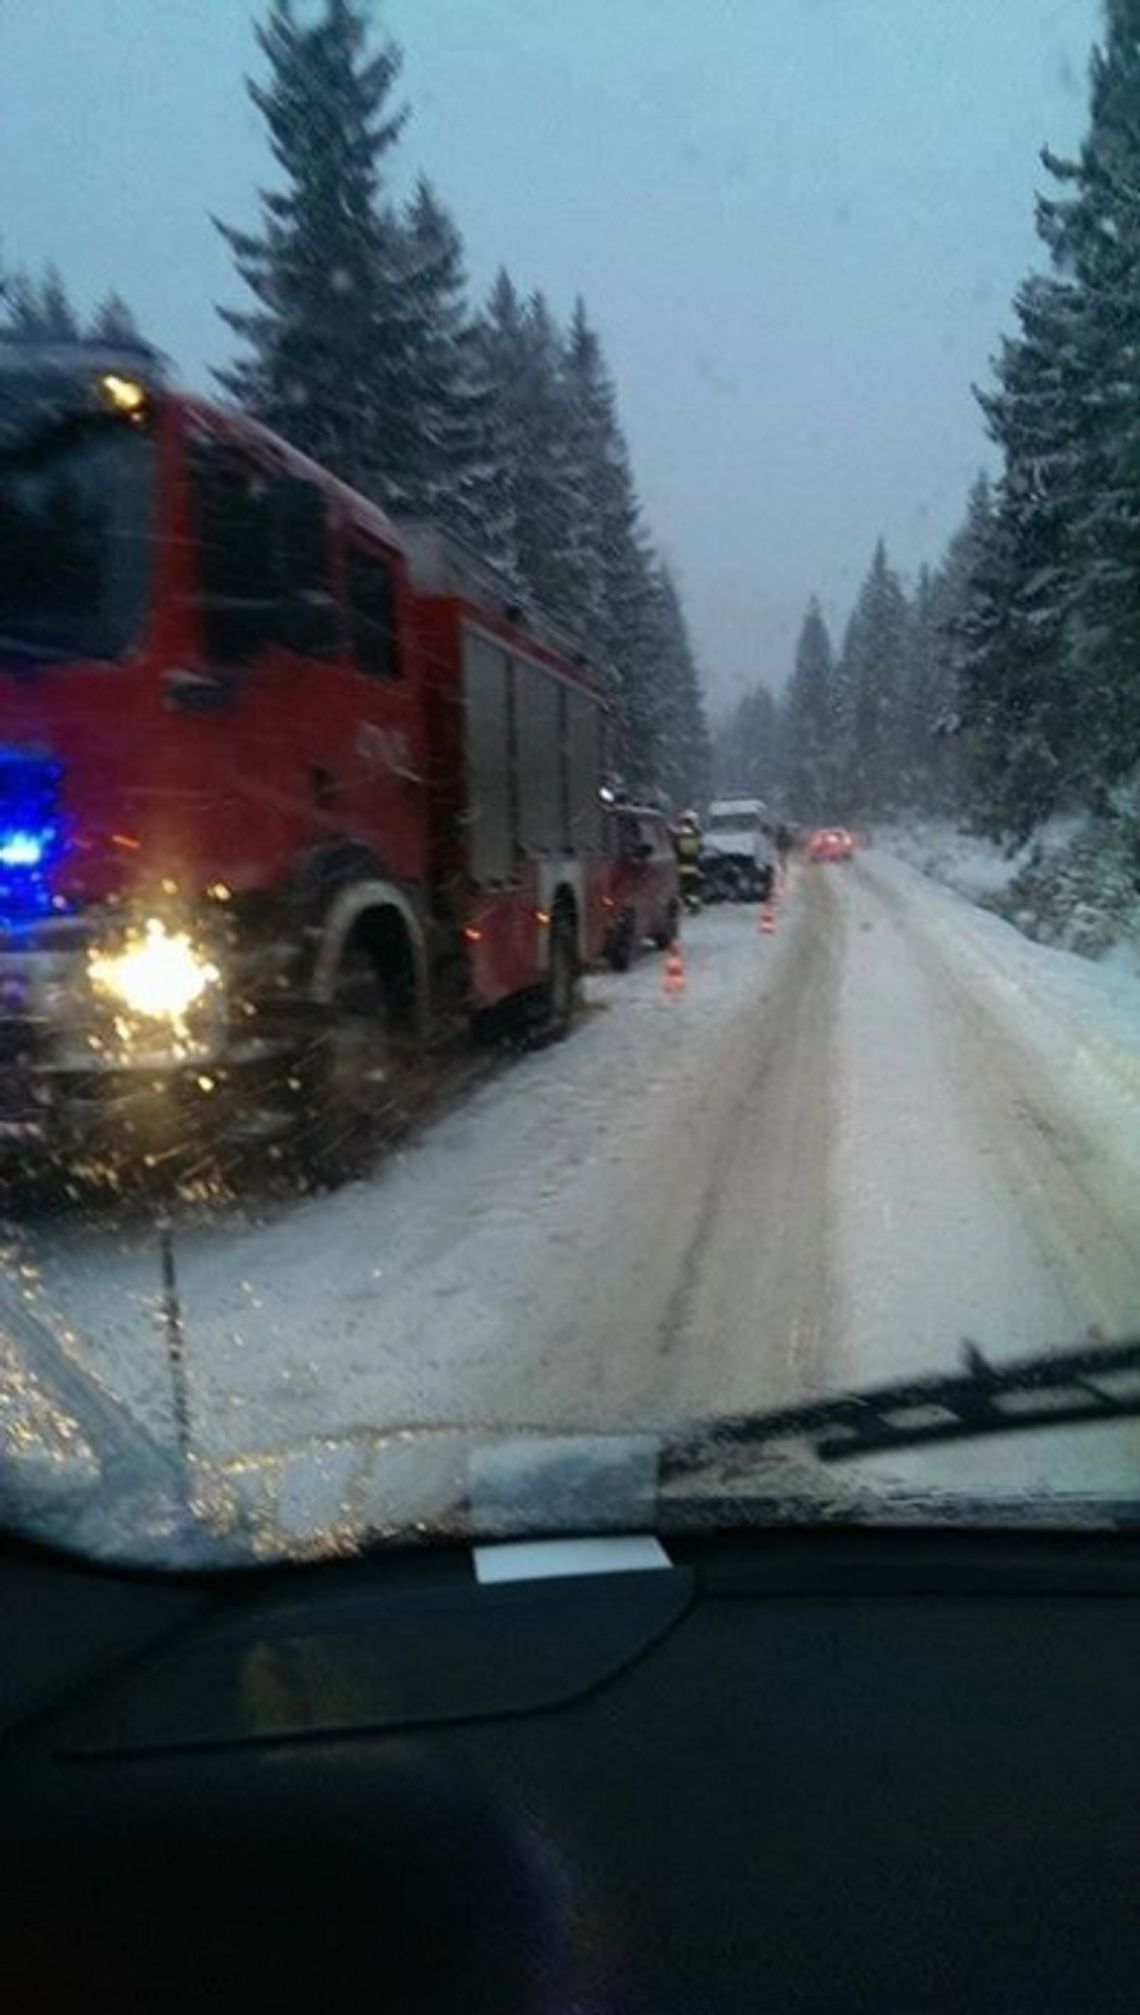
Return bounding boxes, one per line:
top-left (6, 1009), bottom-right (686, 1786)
top-left (512, 291), bottom-right (585, 622)
top-left (961, 274), bottom-right (1085, 836)
top-left (959, 1), bottom-right (1140, 837)
top-left (840, 540), bottom-right (908, 818)
top-left (1035, 0), bottom-right (1140, 796)
top-left (88, 291), bottom-right (142, 346)
top-left (559, 298), bottom-right (662, 787)
top-left (467, 270), bottom-right (529, 582)
top-left (894, 565), bottom-right (938, 806)
top-left (783, 599), bottom-right (835, 819)
top-left (2, 264), bottom-right (80, 341)
top-left (912, 474), bottom-right (993, 812)
top-left (215, 0), bottom-right (413, 498)
top-left (396, 177), bottom-right (487, 537)
top-left (469, 276), bottom-right (582, 617)
top-left (714, 685), bottom-right (780, 801)
top-left (649, 565), bottom-right (712, 808)
top-left (561, 298), bottom-right (626, 642)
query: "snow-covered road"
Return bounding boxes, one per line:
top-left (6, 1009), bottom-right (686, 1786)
top-left (6, 851), bottom-right (1140, 1506)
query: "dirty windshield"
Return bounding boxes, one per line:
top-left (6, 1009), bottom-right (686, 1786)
top-left (1, 1), bottom-right (1138, 1570)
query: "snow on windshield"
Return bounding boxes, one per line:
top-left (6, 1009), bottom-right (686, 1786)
top-left (1, 0), bottom-right (1138, 1567)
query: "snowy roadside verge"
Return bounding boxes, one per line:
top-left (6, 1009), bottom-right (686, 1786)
top-left (879, 817), bottom-right (1060, 906)
top-left (863, 849), bottom-right (1140, 1180)
top-left (880, 815), bottom-right (1140, 978)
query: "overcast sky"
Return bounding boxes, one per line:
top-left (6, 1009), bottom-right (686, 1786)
top-left (0, 0), bottom-right (1103, 706)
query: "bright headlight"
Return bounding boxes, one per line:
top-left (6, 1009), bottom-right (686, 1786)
top-left (89, 919), bottom-right (221, 1022)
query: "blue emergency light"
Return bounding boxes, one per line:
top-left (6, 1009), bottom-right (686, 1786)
top-left (0, 751), bottom-right (68, 926)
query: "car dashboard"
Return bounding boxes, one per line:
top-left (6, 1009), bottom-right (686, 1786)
top-left (2, 1522), bottom-right (1138, 2012)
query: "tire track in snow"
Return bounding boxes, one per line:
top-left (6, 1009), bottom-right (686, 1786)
top-left (659, 869), bottom-right (845, 1416)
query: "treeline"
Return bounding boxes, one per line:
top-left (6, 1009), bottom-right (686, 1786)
top-left (0, 267), bottom-right (145, 352)
top-left (2, 0), bottom-right (710, 808)
top-left (722, 0), bottom-right (1140, 848)
top-left (715, 483), bottom-right (993, 825)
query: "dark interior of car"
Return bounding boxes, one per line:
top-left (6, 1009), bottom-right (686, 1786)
top-left (3, 1522), bottom-right (1137, 2013)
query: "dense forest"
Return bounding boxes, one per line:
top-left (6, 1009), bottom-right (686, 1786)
top-left (718, 0), bottom-right (1140, 909)
top-left (0, 0), bottom-right (711, 811)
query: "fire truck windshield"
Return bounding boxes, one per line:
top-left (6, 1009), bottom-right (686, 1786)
top-left (0, 416), bottom-right (155, 663)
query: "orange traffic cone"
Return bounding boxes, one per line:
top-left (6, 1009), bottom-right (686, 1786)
top-left (760, 900), bottom-right (776, 936)
top-left (663, 941), bottom-right (686, 995)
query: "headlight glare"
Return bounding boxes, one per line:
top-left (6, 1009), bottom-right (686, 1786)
top-left (89, 919), bottom-right (221, 1022)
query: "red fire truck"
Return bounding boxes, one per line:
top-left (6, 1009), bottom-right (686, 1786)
top-left (0, 340), bottom-right (611, 1172)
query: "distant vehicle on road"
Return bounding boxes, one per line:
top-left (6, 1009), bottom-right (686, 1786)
top-left (807, 827), bottom-right (855, 863)
top-left (603, 806), bottom-right (680, 969)
top-left (701, 798), bottom-right (775, 902)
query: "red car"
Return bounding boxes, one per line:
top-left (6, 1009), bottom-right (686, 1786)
top-left (602, 806), bottom-right (681, 969)
top-left (807, 826), bottom-right (855, 863)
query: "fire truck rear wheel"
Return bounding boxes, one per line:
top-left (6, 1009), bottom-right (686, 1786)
top-left (547, 906), bottom-right (580, 1038)
top-left (292, 941), bottom-right (405, 1185)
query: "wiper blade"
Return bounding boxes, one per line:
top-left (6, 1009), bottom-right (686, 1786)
top-left (662, 1337), bottom-right (1140, 1474)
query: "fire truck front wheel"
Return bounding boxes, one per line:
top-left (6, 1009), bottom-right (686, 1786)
top-left (290, 940), bottom-right (409, 1185)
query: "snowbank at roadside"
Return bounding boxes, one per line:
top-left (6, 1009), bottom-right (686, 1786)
top-left (864, 849), bottom-right (1140, 1182)
top-left (881, 813), bottom-right (1140, 979)
top-left (879, 817), bottom-right (1063, 905)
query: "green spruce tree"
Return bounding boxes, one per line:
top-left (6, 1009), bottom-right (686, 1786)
top-left (1037, 0), bottom-right (1140, 796)
top-left (3, 264), bottom-right (80, 341)
top-left (714, 685), bottom-right (780, 801)
top-left (961, 274), bottom-right (1084, 837)
top-left (841, 540), bottom-right (908, 819)
top-left (559, 298), bottom-right (661, 789)
top-left (783, 598), bottom-right (835, 820)
top-left (88, 291), bottom-right (143, 346)
top-left (961, 2), bottom-right (1140, 836)
top-left (396, 177), bottom-right (487, 539)
top-left (650, 564), bottom-right (712, 808)
top-left (215, 0), bottom-right (413, 499)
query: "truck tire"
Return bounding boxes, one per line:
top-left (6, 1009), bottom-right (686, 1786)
top-left (291, 940), bottom-right (406, 1186)
top-left (606, 910), bottom-right (636, 973)
top-left (546, 905), bottom-right (580, 1039)
top-left (653, 901), bottom-right (680, 951)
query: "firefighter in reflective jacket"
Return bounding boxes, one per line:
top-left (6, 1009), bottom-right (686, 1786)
top-left (674, 811), bottom-right (703, 912)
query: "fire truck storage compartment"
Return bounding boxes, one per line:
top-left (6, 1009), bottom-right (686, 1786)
top-left (463, 631), bottom-right (513, 886)
top-left (516, 660), bottom-right (563, 855)
top-left (463, 629), bottom-right (598, 884)
top-left (567, 687), bottom-right (603, 853)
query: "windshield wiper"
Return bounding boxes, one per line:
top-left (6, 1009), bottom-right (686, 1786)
top-left (661, 1337), bottom-right (1140, 1475)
